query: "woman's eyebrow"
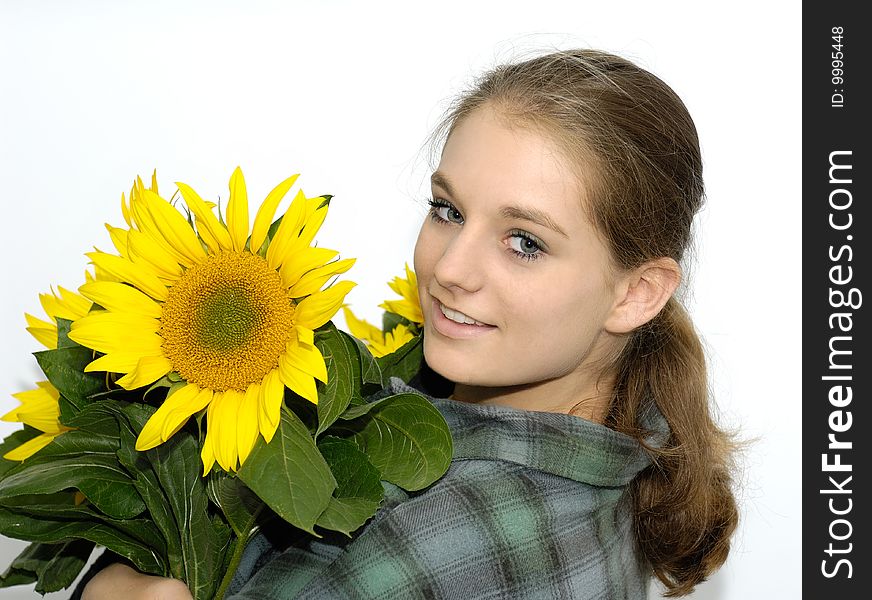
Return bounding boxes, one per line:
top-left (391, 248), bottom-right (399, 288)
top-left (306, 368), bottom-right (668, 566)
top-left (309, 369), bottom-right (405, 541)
top-left (431, 170), bottom-right (568, 238)
top-left (499, 206), bottom-right (567, 237)
top-left (430, 171), bottom-right (455, 195)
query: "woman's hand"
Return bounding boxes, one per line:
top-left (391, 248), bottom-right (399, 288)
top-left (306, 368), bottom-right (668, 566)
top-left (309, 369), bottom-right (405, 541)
top-left (81, 563), bottom-right (193, 600)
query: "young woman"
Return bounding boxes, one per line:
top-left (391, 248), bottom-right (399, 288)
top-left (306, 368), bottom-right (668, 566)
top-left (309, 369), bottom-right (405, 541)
top-left (81, 48), bottom-right (737, 599)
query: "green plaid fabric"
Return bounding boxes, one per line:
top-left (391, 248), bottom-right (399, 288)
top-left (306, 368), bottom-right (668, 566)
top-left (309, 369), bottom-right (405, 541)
top-left (226, 379), bottom-right (665, 600)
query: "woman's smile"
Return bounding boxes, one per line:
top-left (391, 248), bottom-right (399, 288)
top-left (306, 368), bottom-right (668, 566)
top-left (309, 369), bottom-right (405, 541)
top-left (430, 298), bottom-right (497, 339)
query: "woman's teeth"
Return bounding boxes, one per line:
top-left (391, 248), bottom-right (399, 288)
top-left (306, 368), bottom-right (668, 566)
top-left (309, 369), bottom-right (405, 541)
top-left (439, 303), bottom-right (488, 326)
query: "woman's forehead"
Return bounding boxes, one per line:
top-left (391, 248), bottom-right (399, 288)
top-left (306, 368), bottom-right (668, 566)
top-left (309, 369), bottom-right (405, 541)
top-left (435, 110), bottom-right (589, 220)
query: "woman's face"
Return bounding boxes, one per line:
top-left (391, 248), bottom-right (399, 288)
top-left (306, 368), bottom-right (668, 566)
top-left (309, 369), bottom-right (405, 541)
top-left (414, 107), bottom-right (626, 409)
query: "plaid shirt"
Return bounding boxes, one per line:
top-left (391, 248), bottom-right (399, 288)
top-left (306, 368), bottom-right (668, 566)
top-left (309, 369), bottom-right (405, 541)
top-left (226, 379), bottom-right (666, 600)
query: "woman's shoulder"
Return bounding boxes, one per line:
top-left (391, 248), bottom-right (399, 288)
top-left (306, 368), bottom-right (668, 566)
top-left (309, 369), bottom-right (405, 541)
top-left (230, 446), bottom-right (646, 600)
top-left (388, 376), bottom-right (659, 488)
top-left (229, 377), bottom-right (658, 599)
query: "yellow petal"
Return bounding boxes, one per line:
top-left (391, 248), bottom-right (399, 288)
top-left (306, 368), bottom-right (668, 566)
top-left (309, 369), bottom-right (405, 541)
top-left (78, 281), bottom-right (162, 319)
top-left (129, 186), bottom-right (194, 268)
top-left (82, 340), bottom-right (164, 372)
top-left (375, 324), bottom-right (415, 357)
top-left (380, 298), bottom-right (424, 325)
top-left (387, 263), bottom-right (418, 299)
top-left (250, 173), bottom-right (299, 253)
top-left (3, 433), bottom-right (58, 461)
top-left (105, 223), bottom-right (130, 257)
top-left (295, 281), bottom-right (356, 331)
top-left (277, 247), bottom-right (339, 291)
top-left (342, 306), bottom-right (385, 346)
top-left (120, 191), bottom-right (132, 228)
top-left (3, 382), bottom-right (61, 430)
top-left (201, 436), bottom-right (217, 475)
top-left (206, 390), bottom-right (241, 472)
top-left (160, 387), bottom-right (213, 442)
top-left (227, 167), bottom-right (249, 252)
top-left (128, 229), bottom-right (184, 280)
top-left (296, 198), bottom-right (329, 248)
top-left (237, 384), bottom-right (260, 466)
top-left (25, 313), bottom-right (57, 349)
top-left (286, 258), bottom-right (356, 298)
top-left (379, 263), bottom-right (423, 324)
top-left (85, 351), bottom-right (155, 374)
top-left (265, 189), bottom-right (308, 270)
top-left (258, 369), bottom-right (284, 441)
top-left (116, 355), bottom-right (173, 390)
top-left (279, 354), bottom-right (318, 404)
top-left (140, 189), bottom-right (208, 264)
top-left (38, 287), bottom-right (91, 322)
top-left (175, 182), bottom-right (233, 253)
top-left (70, 312), bottom-right (160, 354)
top-left (284, 339), bottom-right (328, 383)
top-left (86, 251), bottom-right (168, 301)
top-left (57, 286), bottom-right (93, 318)
top-left (296, 326), bottom-right (314, 347)
top-left (136, 384), bottom-right (209, 450)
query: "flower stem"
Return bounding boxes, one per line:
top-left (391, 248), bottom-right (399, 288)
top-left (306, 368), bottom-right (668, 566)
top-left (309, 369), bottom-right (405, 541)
top-left (214, 518), bottom-right (261, 600)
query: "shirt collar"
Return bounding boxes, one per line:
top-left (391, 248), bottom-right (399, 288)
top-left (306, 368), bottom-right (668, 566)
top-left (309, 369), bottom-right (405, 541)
top-left (389, 378), bottom-right (668, 488)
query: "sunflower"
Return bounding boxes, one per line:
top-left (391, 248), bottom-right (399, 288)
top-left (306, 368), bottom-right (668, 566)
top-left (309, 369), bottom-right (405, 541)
top-left (3, 281), bottom-right (93, 461)
top-left (2, 383), bottom-right (72, 461)
top-left (69, 168), bottom-right (355, 473)
top-left (378, 263), bottom-right (423, 325)
top-left (342, 263), bottom-right (422, 357)
top-left (24, 280), bottom-right (94, 349)
top-left (342, 307), bottom-right (414, 358)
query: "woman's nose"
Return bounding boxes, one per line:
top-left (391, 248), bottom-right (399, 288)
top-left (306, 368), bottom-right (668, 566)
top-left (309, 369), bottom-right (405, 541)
top-left (432, 227), bottom-right (486, 293)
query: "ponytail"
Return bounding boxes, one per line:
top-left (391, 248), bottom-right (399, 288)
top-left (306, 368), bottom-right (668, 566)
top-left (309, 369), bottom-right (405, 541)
top-left (607, 298), bottom-right (738, 596)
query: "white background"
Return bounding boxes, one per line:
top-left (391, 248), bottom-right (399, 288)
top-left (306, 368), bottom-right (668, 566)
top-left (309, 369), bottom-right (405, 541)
top-left (0, 1), bottom-right (801, 598)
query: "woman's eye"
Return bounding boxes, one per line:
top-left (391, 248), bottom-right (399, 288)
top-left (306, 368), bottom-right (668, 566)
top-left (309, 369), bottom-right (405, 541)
top-left (428, 199), bottom-right (464, 224)
top-left (508, 231), bottom-right (545, 261)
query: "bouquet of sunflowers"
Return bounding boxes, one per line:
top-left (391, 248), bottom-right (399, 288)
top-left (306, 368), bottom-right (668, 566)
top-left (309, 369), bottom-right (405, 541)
top-left (0, 169), bottom-right (449, 599)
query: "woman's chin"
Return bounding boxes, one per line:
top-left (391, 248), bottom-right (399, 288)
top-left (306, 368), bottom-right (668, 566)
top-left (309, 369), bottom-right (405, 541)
top-left (422, 341), bottom-right (480, 386)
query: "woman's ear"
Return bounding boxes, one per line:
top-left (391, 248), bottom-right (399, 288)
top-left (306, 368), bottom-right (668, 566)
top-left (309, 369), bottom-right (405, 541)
top-left (605, 257), bottom-right (681, 334)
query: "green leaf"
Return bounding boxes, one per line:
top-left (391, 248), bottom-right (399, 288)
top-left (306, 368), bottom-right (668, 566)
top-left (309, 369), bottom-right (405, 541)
top-left (33, 346), bottom-right (105, 410)
top-left (315, 437), bottom-right (383, 536)
top-left (238, 410), bottom-right (336, 535)
top-left (208, 472), bottom-right (263, 537)
top-left (113, 403), bottom-right (184, 579)
top-left (4, 539), bottom-right (94, 594)
top-left (375, 334), bottom-right (424, 386)
top-left (381, 311), bottom-right (407, 334)
top-left (122, 404), bottom-right (231, 600)
top-left (0, 428), bottom-right (42, 478)
top-left (62, 400), bottom-right (123, 438)
top-left (0, 452), bottom-right (146, 519)
top-left (58, 393), bottom-right (81, 425)
top-left (314, 325), bottom-right (363, 436)
top-left (345, 331), bottom-right (382, 386)
top-left (338, 394), bottom-right (396, 421)
top-left (28, 428), bottom-right (119, 458)
top-left (0, 506), bottom-right (164, 575)
top-left (0, 567), bottom-right (36, 589)
top-left (0, 401), bottom-right (143, 521)
top-left (54, 318), bottom-right (79, 350)
top-left (352, 393), bottom-right (452, 491)
top-left (0, 491), bottom-right (167, 559)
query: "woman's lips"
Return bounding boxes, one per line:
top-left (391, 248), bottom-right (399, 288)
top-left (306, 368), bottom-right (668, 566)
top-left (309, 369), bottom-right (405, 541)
top-left (430, 299), bottom-right (497, 339)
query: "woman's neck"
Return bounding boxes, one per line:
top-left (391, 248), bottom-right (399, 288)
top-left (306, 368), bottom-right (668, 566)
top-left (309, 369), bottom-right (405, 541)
top-left (450, 373), bottom-right (614, 423)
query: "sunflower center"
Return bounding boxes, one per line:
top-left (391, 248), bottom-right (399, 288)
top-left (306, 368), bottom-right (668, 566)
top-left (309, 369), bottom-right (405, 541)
top-left (160, 251), bottom-right (294, 391)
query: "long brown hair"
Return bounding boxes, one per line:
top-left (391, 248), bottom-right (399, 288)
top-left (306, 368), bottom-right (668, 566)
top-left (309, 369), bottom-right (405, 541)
top-left (431, 49), bottom-right (738, 596)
